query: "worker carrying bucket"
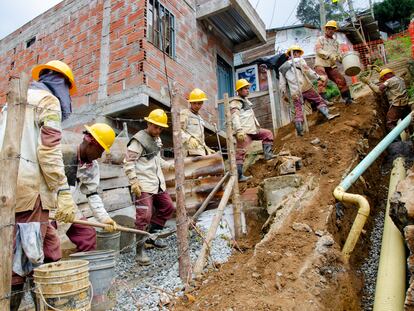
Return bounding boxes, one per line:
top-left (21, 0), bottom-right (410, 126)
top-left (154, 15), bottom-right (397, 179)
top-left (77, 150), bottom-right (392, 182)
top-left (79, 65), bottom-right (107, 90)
top-left (314, 20), bottom-right (354, 105)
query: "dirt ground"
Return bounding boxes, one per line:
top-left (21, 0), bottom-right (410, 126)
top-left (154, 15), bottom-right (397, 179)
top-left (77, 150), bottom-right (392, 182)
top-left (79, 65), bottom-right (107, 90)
top-left (174, 87), bottom-right (389, 311)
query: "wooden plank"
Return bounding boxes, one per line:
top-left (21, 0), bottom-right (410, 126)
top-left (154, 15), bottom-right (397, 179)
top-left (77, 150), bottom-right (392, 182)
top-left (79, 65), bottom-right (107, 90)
top-left (0, 74), bottom-right (30, 309)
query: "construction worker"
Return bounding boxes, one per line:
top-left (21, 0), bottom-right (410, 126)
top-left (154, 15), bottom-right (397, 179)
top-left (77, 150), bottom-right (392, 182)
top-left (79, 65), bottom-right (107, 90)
top-left (314, 20), bottom-right (353, 105)
top-left (1, 60), bottom-right (77, 310)
top-left (57, 123), bottom-right (118, 252)
top-left (180, 88), bottom-right (215, 156)
top-left (360, 68), bottom-right (412, 131)
top-left (123, 109), bottom-right (175, 265)
top-left (230, 79), bottom-right (276, 182)
top-left (279, 45), bottom-right (339, 136)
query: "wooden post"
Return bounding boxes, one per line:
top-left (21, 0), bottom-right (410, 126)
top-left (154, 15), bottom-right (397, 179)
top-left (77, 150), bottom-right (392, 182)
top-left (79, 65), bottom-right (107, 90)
top-left (0, 73), bottom-right (30, 309)
top-left (193, 176), bottom-right (236, 277)
top-left (223, 94), bottom-right (242, 239)
top-left (171, 85), bottom-right (192, 284)
top-left (266, 69), bottom-right (278, 135)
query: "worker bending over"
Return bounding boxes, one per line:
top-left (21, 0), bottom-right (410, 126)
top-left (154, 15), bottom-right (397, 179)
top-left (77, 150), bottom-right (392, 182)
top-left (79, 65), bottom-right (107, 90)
top-left (230, 79), bottom-right (276, 182)
top-left (180, 88), bottom-right (215, 156)
top-left (123, 109), bottom-right (175, 265)
top-left (279, 45), bottom-right (339, 136)
top-left (361, 68), bottom-right (412, 131)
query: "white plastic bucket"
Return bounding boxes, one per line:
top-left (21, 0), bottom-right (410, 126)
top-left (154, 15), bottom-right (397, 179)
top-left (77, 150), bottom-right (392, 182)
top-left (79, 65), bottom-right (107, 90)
top-left (342, 51), bottom-right (361, 76)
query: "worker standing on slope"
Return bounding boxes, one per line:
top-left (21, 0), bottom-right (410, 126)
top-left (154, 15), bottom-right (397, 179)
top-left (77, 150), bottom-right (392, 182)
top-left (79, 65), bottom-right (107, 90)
top-left (1, 60), bottom-right (76, 311)
top-left (56, 123), bottom-right (119, 252)
top-left (361, 68), bottom-right (412, 131)
top-left (180, 88), bottom-right (215, 156)
top-left (279, 45), bottom-right (339, 136)
top-left (230, 79), bottom-right (276, 182)
top-left (123, 109), bottom-right (175, 265)
top-left (314, 20), bottom-right (353, 105)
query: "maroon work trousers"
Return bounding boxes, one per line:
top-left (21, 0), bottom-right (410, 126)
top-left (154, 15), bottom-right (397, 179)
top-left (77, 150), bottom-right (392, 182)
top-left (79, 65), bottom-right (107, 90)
top-left (235, 128), bottom-right (273, 165)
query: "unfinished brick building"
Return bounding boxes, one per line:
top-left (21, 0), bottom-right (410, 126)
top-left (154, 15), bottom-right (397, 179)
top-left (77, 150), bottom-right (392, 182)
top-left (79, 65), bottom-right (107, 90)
top-left (0, 0), bottom-right (265, 142)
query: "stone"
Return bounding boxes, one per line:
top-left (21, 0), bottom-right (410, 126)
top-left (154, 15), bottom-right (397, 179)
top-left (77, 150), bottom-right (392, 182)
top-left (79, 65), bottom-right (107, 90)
top-left (292, 222), bottom-right (313, 232)
top-left (310, 138), bottom-right (320, 145)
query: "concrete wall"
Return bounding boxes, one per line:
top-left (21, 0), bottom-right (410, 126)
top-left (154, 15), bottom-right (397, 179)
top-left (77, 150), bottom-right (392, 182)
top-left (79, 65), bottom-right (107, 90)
top-left (0, 0), bottom-right (233, 130)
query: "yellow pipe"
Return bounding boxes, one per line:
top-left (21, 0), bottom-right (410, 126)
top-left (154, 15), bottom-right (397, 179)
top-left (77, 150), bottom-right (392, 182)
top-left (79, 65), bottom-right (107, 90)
top-left (333, 186), bottom-right (370, 261)
top-left (373, 157), bottom-right (406, 311)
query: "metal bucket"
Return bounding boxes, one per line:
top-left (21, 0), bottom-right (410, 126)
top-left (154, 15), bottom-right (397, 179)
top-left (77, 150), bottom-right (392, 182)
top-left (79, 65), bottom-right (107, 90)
top-left (342, 51), bottom-right (362, 76)
top-left (70, 250), bottom-right (116, 311)
top-left (33, 260), bottom-right (91, 311)
top-left (96, 230), bottom-right (120, 253)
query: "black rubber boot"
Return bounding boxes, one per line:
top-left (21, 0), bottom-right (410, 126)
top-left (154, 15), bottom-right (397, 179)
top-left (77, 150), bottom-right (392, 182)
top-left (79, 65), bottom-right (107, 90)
top-left (263, 144), bottom-right (276, 160)
top-left (10, 284), bottom-right (24, 311)
top-left (237, 164), bottom-right (251, 182)
top-left (318, 106), bottom-right (338, 120)
top-left (136, 234), bottom-right (151, 265)
top-left (295, 122), bottom-right (304, 136)
top-left (341, 90), bottom-right (353, 105)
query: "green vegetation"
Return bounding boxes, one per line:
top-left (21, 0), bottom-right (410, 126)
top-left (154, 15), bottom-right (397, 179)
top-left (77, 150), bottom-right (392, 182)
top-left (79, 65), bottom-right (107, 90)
top-left (384, 36), bottom-right (412, 61)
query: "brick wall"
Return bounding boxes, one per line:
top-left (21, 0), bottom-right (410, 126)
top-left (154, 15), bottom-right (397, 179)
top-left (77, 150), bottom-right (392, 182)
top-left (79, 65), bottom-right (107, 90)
top-left (0, 0), bottom-right (233, 129)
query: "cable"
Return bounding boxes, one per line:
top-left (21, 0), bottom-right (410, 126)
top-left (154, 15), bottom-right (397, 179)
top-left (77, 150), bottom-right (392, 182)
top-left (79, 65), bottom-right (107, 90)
top-left (269, 0), bottom-right (277, 28)
top-left (283, 0), bottom-right (301, 27)
top-left (255, 0), bottom-right (261, 10)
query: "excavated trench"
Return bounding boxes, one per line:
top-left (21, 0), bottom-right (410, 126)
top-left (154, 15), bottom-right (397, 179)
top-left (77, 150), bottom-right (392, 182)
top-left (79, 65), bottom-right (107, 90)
top-left (175, 87), bottom-right (405, 310)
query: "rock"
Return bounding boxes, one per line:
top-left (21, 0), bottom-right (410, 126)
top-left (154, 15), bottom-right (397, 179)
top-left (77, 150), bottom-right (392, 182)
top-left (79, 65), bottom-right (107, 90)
top-left (252, 272), bottom-right (260, 278)
top-left (292, 222), bottom-right (313, 232)
top-left (315, 230), bottom-right (325, 237)
top-left (310, 138), bottom-right (320, 145)
top-left (315, 235), bottom-right (335, 254)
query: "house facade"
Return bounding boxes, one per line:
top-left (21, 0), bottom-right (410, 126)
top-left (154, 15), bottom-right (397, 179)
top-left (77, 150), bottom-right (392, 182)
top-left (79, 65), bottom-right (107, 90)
top-left (0, 0), bottom-right (265, 141)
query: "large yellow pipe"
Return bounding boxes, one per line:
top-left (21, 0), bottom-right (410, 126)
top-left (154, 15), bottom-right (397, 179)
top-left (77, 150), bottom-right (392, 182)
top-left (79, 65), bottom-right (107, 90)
top-left (373, 157), bottom-right (406, 311)
top-left (333, 186), bottom-right (370, 261)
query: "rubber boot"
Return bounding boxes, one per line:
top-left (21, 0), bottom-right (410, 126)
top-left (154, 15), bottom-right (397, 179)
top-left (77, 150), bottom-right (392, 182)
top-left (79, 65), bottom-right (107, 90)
top-left (295, 121), bottom-right (304, 136)
top-left (318, 106), bottom-right (338, 120)
top-left (341, 90), bottom-right (353, 105)
top-left (136, 234), bottom-right (151, 265)
top-left (146, 223), bottom-right (167, 249)
top-left (263, 144), bottom-right (276, 161)
top-left (10, 284), bottom-right (24, 311)
top-left (28, 277), bottom-right (40, 311)
top-left (321, 93), bottom-right (334, 106)
top-left (237, 164), bottom-right (251, 182)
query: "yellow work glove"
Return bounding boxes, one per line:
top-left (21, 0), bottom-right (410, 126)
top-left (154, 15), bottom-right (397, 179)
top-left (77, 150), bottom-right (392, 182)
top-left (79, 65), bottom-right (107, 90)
top-left (236, 131), bottom-right (247, 143)
top-left (318, 75), bottom-right (327, 83)
top-left (359, 76), bottom-right (369, 84)
top-left (187, 137), bottom-right (199, 149)
top-left (55, 190), bottom-right (75, 223)
top-left (103, 218), bottom-right (118, 233)
top-left (131, 181), bottom-right (142, 197)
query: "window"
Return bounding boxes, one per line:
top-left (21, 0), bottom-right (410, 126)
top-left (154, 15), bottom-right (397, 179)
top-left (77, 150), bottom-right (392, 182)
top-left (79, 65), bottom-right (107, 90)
top-left (147, 0), bottom-right (175, 58)
top-left (26, 36), bottom-right (36, 48)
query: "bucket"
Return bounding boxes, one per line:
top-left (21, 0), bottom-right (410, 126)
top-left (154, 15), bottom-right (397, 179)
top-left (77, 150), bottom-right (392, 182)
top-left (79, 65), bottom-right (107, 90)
top-left (33, 260), bottom-right (92, 311)
top-left (70, 250), bottom-right (116, 311)
top-left (96, 230), bottom-right (120, 253)
top-left (342, 51), bottom-right (361, 76)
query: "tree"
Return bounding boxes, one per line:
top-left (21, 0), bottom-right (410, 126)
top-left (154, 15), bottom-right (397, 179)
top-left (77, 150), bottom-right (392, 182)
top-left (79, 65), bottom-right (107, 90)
top-left (296, 0), bottom-right (345, 28)
top-left (374, 0), bottom-right (414, 33)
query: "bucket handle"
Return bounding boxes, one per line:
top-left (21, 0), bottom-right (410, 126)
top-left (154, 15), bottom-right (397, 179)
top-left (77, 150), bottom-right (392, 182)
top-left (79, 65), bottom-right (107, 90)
top-left (37, 282), bottom-right (93, 311)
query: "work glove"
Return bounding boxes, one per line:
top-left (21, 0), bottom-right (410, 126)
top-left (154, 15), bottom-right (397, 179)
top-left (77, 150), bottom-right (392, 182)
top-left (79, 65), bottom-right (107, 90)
top-left (318, 75), bottom-right (327, 82)
top-left (359, 76), bottom-right (370, 84)
top-left (131, 181), bottom-right (142, 198)
top-left (187, 137), bottom-right (199, 149)
top-left (55, 190), bottom-right (76, 223)
top-left (103, 218), bottom-right (118, 233)
top-left (236, 131), bottom-right (247, 143)
top-left (206, 146), bottom-right (216, 155)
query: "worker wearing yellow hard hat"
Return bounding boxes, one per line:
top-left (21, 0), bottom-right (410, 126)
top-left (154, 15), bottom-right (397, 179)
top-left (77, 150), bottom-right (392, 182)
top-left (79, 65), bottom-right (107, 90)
top-left (180, 88), bottom-right (215, 156)
top-left (9, 59), bottom-right (77, 310)
top-left (123, 109), bottom-right (175, 265)
top-left (314, 20), bottom-right (353, 105)
top-left (361, 68), bottom-right (411, 131)
top-left (230, 79), bottom-right (276, 182)
top-left (56, 123), bottom-right (119, 257)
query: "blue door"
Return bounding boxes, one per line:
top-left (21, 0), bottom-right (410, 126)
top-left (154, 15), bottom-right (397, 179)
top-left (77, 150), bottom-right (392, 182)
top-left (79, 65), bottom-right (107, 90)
top-left (216, 56), bottom-right (233, 130)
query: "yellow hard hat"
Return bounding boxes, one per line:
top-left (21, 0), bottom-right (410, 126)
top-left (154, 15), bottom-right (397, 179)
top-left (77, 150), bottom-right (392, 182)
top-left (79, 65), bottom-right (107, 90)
top-left (144, 109), bottom-right (169, 128)
top-left (32, 60), bottom-right (76, 95)
top-left (286, 45), bottom-right (304, 56)
top-left (235, 79), bottom-right (250, 91)
top-left (84, 123), bottom-right (116, 152)
top-left (188, 88), bottom-right (208, 103)
top-left (325, 20), bottom-right (338, 30)
top-left (379, 68), bottom-right (393, 79)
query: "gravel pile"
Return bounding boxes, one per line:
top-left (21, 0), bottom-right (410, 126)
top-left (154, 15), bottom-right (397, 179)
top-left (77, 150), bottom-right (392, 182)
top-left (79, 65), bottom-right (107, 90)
top-left (109, 223), bottom-right (233, 310)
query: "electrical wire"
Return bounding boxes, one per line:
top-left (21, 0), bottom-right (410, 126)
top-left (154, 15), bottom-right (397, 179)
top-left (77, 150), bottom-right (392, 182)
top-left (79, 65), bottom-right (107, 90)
top-left (283, 0), bottom-right (301, 27)
top-left (269, 0), bottom-right (277, 28)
